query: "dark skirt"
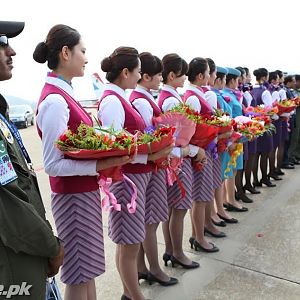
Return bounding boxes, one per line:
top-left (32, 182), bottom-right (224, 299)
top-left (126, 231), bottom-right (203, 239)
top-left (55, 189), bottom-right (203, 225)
top-left (281, 119), bottom-right (289, 142)
top-left (145, 169), bottom-right (168, 224)
top-left (248, 140), bottom-right (257, 154)
top-left (272, 119), bottom-right (282, 149)
top-left (52, 190), bottom-right (105, 285)
top-left (256, 133), bottom-right (274, 153)
top-left (192, 151), bottom-right (214, 202)
top-left (109, 172), bottom-right (152, 245)
top-left (167, 157), bottom-right (193, 210)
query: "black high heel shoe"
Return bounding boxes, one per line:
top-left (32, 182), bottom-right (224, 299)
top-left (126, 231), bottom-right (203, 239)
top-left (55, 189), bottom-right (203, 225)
top-left (147, 273), bottom-right (178, 286)
top-left (235, 192), bottom-right (253, 203)
top-left (211, 218), bottom-right (227, 227)
top-left (121, 295), bottom-right (131, 300)
top-left (268, 173), bottom-right (282, 181)
top-left (193, 240), bottom-right (219, 253)
top-left (138, 272), bottom-right (149, 281)
top-left (189, 237), bottom-right (195, 249)
top-left (170, 256), bottom-right (199, 269)
top-left (253, 180), bottom-right (262, 187)
top-left (275, 169), bottom-right (285, 176)
top-left (162, 253), bottom-right (172, 266)
top-left (260, 178), bottom-right (276, 187)
top-left (204, 228), bottom-right (227, 238)
top-left (217, 213), bottom-right (238, 224)
top-left (243, 184), bottom-right (261, 194)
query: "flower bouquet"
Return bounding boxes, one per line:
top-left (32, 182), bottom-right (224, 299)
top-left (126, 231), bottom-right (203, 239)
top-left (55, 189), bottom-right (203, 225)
top-left (212, 108), bottom-right (234, 134)
top-left (56, 123), bottom-right (138, 213)
top-left (276, 100), bottom-right (297, 115)
top-left (137, 125), bottom-right (175, 168)
top-left (153, 104), bottom-right (196, 146)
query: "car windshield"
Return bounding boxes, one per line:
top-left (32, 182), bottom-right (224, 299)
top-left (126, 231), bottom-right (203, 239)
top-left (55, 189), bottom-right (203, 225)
top-left (10, 106), bottom-right (30, 114)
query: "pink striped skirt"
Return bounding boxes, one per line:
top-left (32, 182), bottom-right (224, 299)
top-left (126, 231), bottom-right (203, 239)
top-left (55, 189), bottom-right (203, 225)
top-left (109, 172), bottom-right (152, 244)
top-left (51, 190), bottom-right (105, 285)
top-left (145, 169), bottom-right (168, 224)
top-left (212, 156), bottom-right (222, 189)
top-left (167, 158), bottom-right (193, 210)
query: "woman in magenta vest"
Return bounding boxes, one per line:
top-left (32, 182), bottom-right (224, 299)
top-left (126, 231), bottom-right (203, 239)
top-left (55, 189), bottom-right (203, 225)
top-left (129, 52), bottom-right (178, 286)
top-left (158, 53), bottom-right (202, 269)
top-left (184, 57), bottom-right (224, 253)
top-left (97, 47), bottom-right (173, 300)
top-left (34, 25), bottom-right (132, 300)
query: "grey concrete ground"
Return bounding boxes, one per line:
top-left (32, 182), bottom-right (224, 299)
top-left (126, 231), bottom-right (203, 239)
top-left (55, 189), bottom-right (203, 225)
top-left (20, 126), bottom-right (300, 300)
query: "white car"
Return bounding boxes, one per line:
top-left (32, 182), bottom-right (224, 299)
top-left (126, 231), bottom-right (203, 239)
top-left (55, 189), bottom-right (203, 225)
top-left (9, 105), bottom-right (34, 128)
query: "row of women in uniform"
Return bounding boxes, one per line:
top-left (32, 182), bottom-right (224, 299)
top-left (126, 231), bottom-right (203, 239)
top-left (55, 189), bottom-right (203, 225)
top-left (33, 24), bottom-right (290, 300)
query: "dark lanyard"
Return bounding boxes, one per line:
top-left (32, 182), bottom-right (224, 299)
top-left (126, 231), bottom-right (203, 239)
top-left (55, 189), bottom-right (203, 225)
top-left (0, 113), bottom-right (32, 164)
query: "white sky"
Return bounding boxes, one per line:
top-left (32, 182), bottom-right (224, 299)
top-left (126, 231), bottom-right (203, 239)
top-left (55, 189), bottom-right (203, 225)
top-left (1, 0), bottom-right (300, 101)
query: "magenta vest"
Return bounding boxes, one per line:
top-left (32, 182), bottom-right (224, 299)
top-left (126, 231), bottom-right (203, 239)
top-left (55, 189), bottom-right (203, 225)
top-left (99, 90), bottom-right (154, 174)
top-left (157, 90), bottom-right (180, 110)
top-left (36, 83), bottom-right (99, 194)
top-left (129, 90), bottom-right (161, 117)
top-left (184, 89), bottom-right (212, 114)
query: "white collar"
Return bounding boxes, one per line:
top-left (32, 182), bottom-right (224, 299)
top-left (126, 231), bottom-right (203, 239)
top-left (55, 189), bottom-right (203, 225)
top-left (46, 75), bottom-right (75, 98)
top-left (135, 85), bottom-right (155, 102)
top-left (162, 85), bottom-right (182, 102)
top-left (186, 84), bottom-right (206, 98)
top-left (105, 83), bottom-right (128, 102)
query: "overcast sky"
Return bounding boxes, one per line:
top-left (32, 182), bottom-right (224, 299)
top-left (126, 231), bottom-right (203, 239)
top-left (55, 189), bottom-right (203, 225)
top-left (1, 0), bottom-right (299, 101)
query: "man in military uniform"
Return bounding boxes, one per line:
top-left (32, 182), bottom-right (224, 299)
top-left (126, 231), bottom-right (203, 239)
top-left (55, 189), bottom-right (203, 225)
top-left (0, 21), bottom-right (64, 299)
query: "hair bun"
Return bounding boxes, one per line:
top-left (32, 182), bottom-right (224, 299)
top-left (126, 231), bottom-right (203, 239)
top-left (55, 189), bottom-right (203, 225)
top-left (101, 56), bottom-right (113, 72)
top-left (33, 42), bottom-right (48, 64)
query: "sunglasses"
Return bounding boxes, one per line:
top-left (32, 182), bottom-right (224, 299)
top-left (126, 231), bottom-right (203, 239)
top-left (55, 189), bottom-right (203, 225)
top-left (0, 35), bottom-right (9, 47)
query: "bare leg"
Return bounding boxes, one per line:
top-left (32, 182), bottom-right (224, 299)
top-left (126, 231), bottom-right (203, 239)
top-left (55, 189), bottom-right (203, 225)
top-left (225, 172), bottom-right (243, 209)
top-left (65, 283), bottom-right (88, 300)
top-left (137, 244), bottom-right (148, 274)
top-left (170, 208), bottom-right (192, 265)
top-left (118, 244), bottom-right (145, 300)
top-left (191, 201), bottom-right (212, 249)
top-left (143, 223), bottom-right (169, 281)
top-left (162, 208), bottom-right (173, 255)
top-left (205, 201), bottom-right (222, 235)
top-left (87, 280), bottom-right (97, 300)
top-left (213, 183), bottom-right (233, 219)
top-left (116, 245), bottom-right (130, 298)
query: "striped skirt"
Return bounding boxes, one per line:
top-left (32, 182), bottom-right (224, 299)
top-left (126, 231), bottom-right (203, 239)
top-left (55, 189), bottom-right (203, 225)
top-left (167, 157), bottom-right (193, 210)
top-left (145, 169), bottom-right (168, 224)
top-left (109, 172), bottom-right (152, 244)
top-left (51, 190), bottom-right (105, 285)
top-left (212, 156), bottom-right (222, 189)
top-left (192, 151), bottom-right (214, 202)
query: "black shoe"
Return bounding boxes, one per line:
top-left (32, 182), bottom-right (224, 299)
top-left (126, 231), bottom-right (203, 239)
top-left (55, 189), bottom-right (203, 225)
top-left (260, 179), bottom-right (276, 187)
top-left (193, 240), bottom-right (219, 253)
top-left (275, 169), bottom-right (285, 175)
top-left (243, 184), bottom-right (261, 194)
top-left (290, 159), bottom-right (300, 165)
top-left (148, 273), bottom-right (178, 286)
top-left (121, 295), bottom-right (131, 300)
top-left (170, 256), bottom-right (200, 269)
top-left (138, 272), bottom-right (149, 281)
top-left (204, 228), bottom-right (227, 238)
top-left (253, 180), bottom-right (262, 187)
top-left (282, 164), bottom-right (295, 169)
top-left (211, 219), bottom-right (227, 227)
top-left (268, 173), bottom-right (282, 181)
top-left (189, 237), bottom-right (195, 249)
top-left (235, 192), bottom-right (253, 203)
top-left (217, 213), bottom-right (238, 223)
top-left (226, 203), bottom-right (248, 212)
top-left (162, 253), bottom-right (172, 267)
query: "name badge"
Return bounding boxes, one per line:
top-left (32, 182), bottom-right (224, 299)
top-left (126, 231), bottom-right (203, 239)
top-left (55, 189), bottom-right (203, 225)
top-left (0, 140), bottom-right (18, 185)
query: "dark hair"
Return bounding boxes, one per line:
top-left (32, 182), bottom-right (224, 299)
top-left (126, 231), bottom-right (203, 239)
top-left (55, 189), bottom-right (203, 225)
top-left (216, 72), bottom-right (226, 81)
top-left (284, 75), bottom-right (295, 85)
top-left (253, 68), bottom-right (268, 81)
top-left (101, 46), bottom-right (139, 83)
top-left (206, 57), bottom-right (216, 74)
top-left (295, 74), bottom-right (300, 81)
top-left (275, 70), bottom-right (283, 79)
top-left (139, 52), bottom-right (162, 78)
top-left (33, 24), bottom-right (81, 70)
top-left (226, 74), bottom-right (239, 85)
top-left (236, 66), bottom-right (245, 76)
top-left (268, 71), bottom-right (278, 83)
top-left (161, 53), bottom-right (188, 83)
top-left (243, 67), bottom-right (250, 76)
top-left (186, 57), bottom-right (208, 82)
